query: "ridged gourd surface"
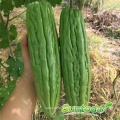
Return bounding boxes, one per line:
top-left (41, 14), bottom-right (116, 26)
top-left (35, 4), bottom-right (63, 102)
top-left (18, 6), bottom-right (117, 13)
top-left (60, 8), bottom-right (91, 106)
top-left (26, 1), bottom-right (61, 117)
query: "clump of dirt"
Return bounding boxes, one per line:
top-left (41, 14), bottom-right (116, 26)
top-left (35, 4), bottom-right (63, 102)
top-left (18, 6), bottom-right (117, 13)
top-left (85, 9), bottom-right (120, 39)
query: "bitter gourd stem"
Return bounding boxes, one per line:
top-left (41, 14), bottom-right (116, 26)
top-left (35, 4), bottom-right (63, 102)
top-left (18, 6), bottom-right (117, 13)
top-left (70, 0), bottom-right (73, 8)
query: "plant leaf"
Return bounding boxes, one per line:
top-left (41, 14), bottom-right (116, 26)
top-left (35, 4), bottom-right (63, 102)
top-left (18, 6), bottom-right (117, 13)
top-left (0, 0), bottom-right (14, 14)
top-left (0, 22), bottom-right (9, 48)
top-left (0, 58), bottom-right (2, 63)
top-left (106, 102), bottom-right (113, 108)
top-left (13, 0), bottom-right (24, 8)
top-left (47, 0), bottom-right (62, 7)
top-left (6, 43), bottom-right (24, 81)
top-left (0, 37), bottom-right (9, 48)
top-left (9, 25), bottom-right (17, 41)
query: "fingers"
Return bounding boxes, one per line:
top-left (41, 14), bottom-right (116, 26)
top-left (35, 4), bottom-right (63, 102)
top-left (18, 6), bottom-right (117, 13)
top-left (21, 34), bottom-right (34, 76)
top-left (21, 34), bottom-right (30, 64)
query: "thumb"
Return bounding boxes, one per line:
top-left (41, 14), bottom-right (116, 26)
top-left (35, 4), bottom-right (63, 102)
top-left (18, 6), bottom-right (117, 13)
top-left (21, 34), bottom-right (30, 64)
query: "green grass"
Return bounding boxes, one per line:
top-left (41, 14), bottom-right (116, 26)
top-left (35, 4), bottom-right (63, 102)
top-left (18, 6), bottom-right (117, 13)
top-left (102, 0), bottom-right (120, 11)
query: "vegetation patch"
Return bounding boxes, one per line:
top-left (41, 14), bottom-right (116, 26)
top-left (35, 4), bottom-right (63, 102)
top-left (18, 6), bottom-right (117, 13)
top-left (85, 9), bottom-right (120, 39)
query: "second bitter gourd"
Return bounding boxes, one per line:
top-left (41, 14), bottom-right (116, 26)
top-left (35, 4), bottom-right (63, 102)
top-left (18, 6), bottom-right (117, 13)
top-left (60, 8), bottom-right (91, 106)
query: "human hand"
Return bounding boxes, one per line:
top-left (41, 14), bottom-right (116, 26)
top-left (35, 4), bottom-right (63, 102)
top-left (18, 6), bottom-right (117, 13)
top-left (21, 34), bottom-right (34, 82)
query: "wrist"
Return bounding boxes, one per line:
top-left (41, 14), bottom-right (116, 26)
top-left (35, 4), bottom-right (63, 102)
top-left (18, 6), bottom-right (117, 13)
top-left (22, 72), bottom-right (35, 84)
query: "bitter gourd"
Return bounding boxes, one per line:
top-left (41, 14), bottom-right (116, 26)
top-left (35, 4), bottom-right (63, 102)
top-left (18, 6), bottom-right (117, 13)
top-left (26, 1), bottom-right (61, 117)
top-left (60, 8), bottom-right (91, 106)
